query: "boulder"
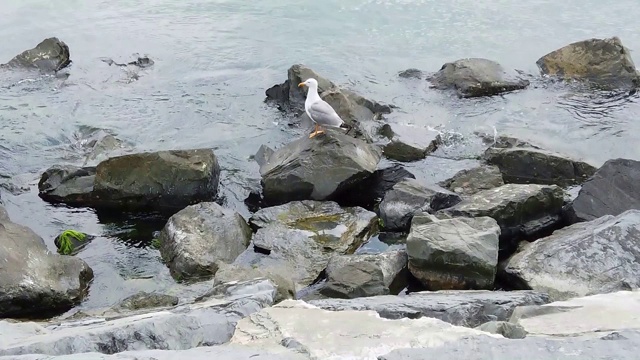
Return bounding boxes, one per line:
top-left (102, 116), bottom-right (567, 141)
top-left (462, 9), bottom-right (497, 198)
top-left (379, 179), bottom-right (462, 231)
top-left (235, 200), bottom-right (377, 290)
top-left (474, 321), bottom-right (527, 339)
top-left (212, 263), bottom-right (296, 303)
top-left (337, 163), bottom-right (415, 210)
top-left (568, 158), bottom-right (640, 222)
top-left (113, 291), bottom-right (179, 312)
top-left (308, 290), bottom-right (550, 327)
top-left (484, 146), bottom-right (597, 187)
top-left (0, 206), bottom-right (93, 319)
top-left (2, 37), bottom-right (71, 72)
top-left (407, 216), bottom-right (500, 290)
top-left (379, 123), bottom-right (441, 162)
top-left (158, 202), bottom-right (252, 282)
top-left (38, 165), bottom-right (96, 206)
top-left (439, 184), bottom-right (565, 258)
top-left (501, 210), bottom-right (640, 301)
top-left (259, 129), bottom-right (381, 206)
top-left (438, 165), bottom-right (504, 196)
top-left (536, 36), bottom-right (640, 89)
top-left (427, 58), bottom-right (530, 98)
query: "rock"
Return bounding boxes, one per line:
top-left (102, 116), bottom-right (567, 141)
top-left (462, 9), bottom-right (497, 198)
top-left (484, 146), bottom-right (597, 187)
top-left (308, 290), bottom-right (550, 327)
top-left (536, 36), bottom-right (640, 89)
top-left (501, 210), bottom-right (640, 301)
top-left (474, 321), bottom-right (527, 339)
top-left (259, 129), bottom-right (382, 206)
top-left (439, 184), bottom-right (565, 258)
top-left (113, 291), bottom-right (179, 311)
top-left (212, 263), bottom-right (296, 303)
top-left (53, 230), bottom-right (95, 255)
top-left (428, 58), bottom-right (530, 98)
top-left (407, 216), bottom-right (500, 290)
top-left (235, 200), bottom-right (377, 290)
top-left (253, 144), bottom-right (275, 168)
top-left (2, 37), bottom-right (71, 72)
top-left (568, 158), bottom-right (640, 222)
top-left (338, 164), bottom-right (416, 210)
top-left (398, 68), bottom-right (424, 79)
top-left (158, 202), bottom-right (252, 282)
top-left (0, 279), bottom-right (276, 356)
top-left (379, 179), bottom-right (462, 232)
top-left (77, 129), bottom-right (127, 166)
top-left (438, 165), bottom-right (504, 196)
top-left (326, 249), bottom-right (407, 290)
top-left (38, 165), bottom-right (96, 206)
top-left (379, 123), bottom-right (441, 162)
top-left (0, 206), bottom-right (93, 319)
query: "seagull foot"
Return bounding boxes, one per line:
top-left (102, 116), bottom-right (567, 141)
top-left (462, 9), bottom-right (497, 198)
top-left (309, 131), bottom-right (318, 138)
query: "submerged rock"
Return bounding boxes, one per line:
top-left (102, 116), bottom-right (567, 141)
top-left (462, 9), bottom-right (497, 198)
top-left (379, 123), bottom-right (441, 162)
top-left (438, 165), bottom-right (504, 196)
top-left (0, 206), bottom-right (93, 319)
top-left (428, 58), bottom-right (530, 98)
top-left (159, 202), bottom-right (252, 282)
top-left (407, 216), bottom-right (500, 290)
top-left (501, 210), bottom-right (640, 301)
top-left (53, 229), bottom-right (95, 255)
top-left (114, 291), bottom-right (179, 311)
top-left (38, 165), bottom-right (96, 205)
top-left (259, 129), bottom-right (381, 206)
top-left (398, 68), bottom-right (424, 79)
top-left (536, 36), bottom-right (640, 89)
top-left (1, 37), bottom-right (71, 72)
top-left (474, 321), bottom-right (527, 339)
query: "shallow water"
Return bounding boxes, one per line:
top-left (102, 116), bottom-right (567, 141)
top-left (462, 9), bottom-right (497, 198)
top-left (1, 0), bottom-right (639, 312)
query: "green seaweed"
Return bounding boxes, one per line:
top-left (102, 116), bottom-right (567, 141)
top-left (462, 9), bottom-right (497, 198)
top-left (57, 230), bottom-right (87, 255)
top-left (150, 238), bottom-right (161, 249)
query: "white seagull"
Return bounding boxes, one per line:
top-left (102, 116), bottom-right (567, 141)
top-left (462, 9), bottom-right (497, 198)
top-left (298, 78), bottom-right (348, 138)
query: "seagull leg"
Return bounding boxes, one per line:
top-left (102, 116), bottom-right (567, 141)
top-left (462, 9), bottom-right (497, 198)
top-left (309, 123), bottom-right (319, 138)
top-left (316, 125), bottom-right (325, 135)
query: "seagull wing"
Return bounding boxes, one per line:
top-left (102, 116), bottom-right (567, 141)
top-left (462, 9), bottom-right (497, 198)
top-left (308, 99), bottom-right (344, 128)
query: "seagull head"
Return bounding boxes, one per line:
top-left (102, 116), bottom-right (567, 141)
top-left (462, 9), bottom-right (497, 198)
top-left (298, 78), bottom-right (318, 90)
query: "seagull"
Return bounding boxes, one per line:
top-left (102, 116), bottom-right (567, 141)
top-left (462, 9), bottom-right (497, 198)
top-left (298, 78), bottom-right (348, 138)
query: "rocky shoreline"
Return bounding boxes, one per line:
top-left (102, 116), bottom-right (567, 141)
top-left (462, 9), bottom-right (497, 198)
top-left (1, 36), bottom-right (640, 359)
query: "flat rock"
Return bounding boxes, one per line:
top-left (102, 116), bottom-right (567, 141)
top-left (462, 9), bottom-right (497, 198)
top-left (259, 129), bottom-right (382, 205)
top-left (379, 123), bottom-right (441, 162)
top-left (308, 290), bottom-right (550, 327)
top-left (428, 58), bottom-right (530, 98)
top-left (159, 202), bottom-right (252, 282)
top-left (501, 210), bottom-right (640, 301)
top-left (379, 179), bottom-right (461, 232)
top-left (113, 291), bottom-right (179, 312)
top-left (213, 263), bottom-right (296, 303)
top-left (0, 206), bottom-right (94, 319)
top-left (438, 165), bottom-right (504, 196)
top-left (536, 36), bottom-right (640, 89)
top-left (38, 165), bottom-right (96, 206)
top-left (568, 158), bottom-right (640, 222)
top-left (2, 37), bottom-right (71, 72)
top-left (407, 216), bottom-right (500, 290)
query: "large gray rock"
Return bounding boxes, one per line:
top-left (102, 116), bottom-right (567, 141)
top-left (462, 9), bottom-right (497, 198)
top-left (407, 216), bottom-right (500, 290)
top-left (568, 158), bottom-right (640, 222)
top-left (379, 179), bottom-right (461, 232)
top-left (379, 123), bottom-right (441, 162)
top-left (428, 58), bottom-right (530, 98)
top-left (438, 165), bottom-right (504, 196)
top-left (0, 279), bottom-right (276, 356)
top-left (309, 290), bottom-right (550, 327)
top-left (0, 206), bottom-right (93, 318)
top-left (213, 263), bottom-right (296, 303)
top-left (501, 210), bottom-right (640, 301)
top-left (2, 37), bottom-right (71, 72)
top-left (259, 130), bottom-right (382, 205)
top-left (159, 202), bottom-right (252, 281)
top-left (536, 36), bottom-right (640, 89)
top-left (38, 165), bottom-right (96, 205)
top-left (235, 201), bottom-right (377, 290)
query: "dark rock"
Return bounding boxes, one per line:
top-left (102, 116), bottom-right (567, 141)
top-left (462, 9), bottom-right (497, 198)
top-left (2, 37), bottom-right (71, 72)
top-left (308, 290), bottom-right (550, 327)
top-left (379, 123), bottom-right (441, 162)
top-left (114, 291), bottom-right (179, 311)
top-left (213, 263), bottom-right (296, 303)
top-left (407, 216), bottom-right (500, 290)
top-left (438, 165), bottom-right (504, 196)
top-left (53, 230), bottom-right (95, 255)
top-left (476, 133), bottom-right (541, 149)
top-left (379, 179), bottom-right (462, 232)
top-left (501, 209), bottom-right (640, 301)
top-left (0, 206), bottom-right (93, 319)
top-left (439, 184), bottom-right (565, 258)
top-left (398, 68), bottom-right (424, 79)
top-left (428, 58), bottom-right (530, 98)
top-left (259, 129), bottom-right (381, 206)
top-left (568, 158), bottom-right (640, 222)
top-left (338, 164), bottom-right (416, 210)
top-left (474, 321), bottom-right (527, 339)
top-left (159, 202), bottom-right (252, 282)
top-left (38, 165), bottom-right (96, 205)
top-left (254, 144), bottom-right (275, 168)
top-left (536, 36), bottom-right (640, 89)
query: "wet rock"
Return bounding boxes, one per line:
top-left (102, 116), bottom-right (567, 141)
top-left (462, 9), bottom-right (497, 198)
top-left (398, 68), bottom-right (424, 79)
top-left (379, 123), bottom-right (441, 162)
top-left (439, 184), bottom-right (565, 258)
top-left (53, 230), bottom-right (95, 255)
top-left (114, 291), bottom-right (179, 311)
top-left (212, 263), bottom-right (296, 303)
top-left (407, 216), bottom-right (500, 290)
top-left (253, 144), bottom-right (275, 168)
top-left (234, 200), bottom-right (377, 290)
top-left (474, 321), bottom-right (527, 339)
top-left (259, 129), bottom-right (381, 206)
top-left (101, 56), bottom-right (155, 68)
top-left (428, 58), bottom-right (530, 98)
top-left (484, 146), bottom-right (597, 187)
top-left (501, 210), bottom-right (640, 301)
top-left (38, 165), bottom-right (96, 205)
top-left (379, 178), bottom-right (462, 232)
top-left (1, 37), bottom-right (71, 72)
top-left (159, 202), bottom-right (252, 282)
top-left (476, 133), bottom-right (541, 149)
top-left (0, 279), bottom-right (276, 356)
top-left (309, 290), bottom-right (550, 327)
top-left (0, 206), bottom-right (93, 319)
top-left (75, 129), bottom-right (127, 166)
top-left (536, 36), bottom-right (640, 89)
top-left (438, 165), bottom-right (504, 196)
top-left (338, 163), bottom-right (416, 210)
top-left (568, 158), bottom-right (640, 222)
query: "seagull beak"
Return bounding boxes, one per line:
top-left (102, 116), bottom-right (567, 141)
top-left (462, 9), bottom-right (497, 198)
top-left (298, 82), bottom-right (305, 88)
